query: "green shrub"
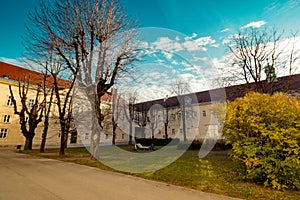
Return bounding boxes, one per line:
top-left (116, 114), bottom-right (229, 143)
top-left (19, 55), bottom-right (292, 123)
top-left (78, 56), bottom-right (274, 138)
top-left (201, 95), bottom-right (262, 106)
top-left (224, 92), bottom-right (300, 190)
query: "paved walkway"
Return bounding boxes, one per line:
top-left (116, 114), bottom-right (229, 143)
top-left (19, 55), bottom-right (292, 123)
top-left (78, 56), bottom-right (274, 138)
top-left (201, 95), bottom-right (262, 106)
top-left (0, 149), bottom-right (243, 200)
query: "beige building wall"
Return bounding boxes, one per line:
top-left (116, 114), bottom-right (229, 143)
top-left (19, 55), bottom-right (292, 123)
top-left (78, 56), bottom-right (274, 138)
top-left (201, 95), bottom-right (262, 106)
top-left (0, 77), bottom-right (222, 147)
top-left (0, 78), bottom-right (63, 147)
top-left (134, 102), bottom-right (222, 142)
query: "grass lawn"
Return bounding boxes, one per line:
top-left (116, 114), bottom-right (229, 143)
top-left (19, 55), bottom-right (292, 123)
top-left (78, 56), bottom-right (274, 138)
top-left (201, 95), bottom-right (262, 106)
top-left (21, 146), bottom-right (300, 200)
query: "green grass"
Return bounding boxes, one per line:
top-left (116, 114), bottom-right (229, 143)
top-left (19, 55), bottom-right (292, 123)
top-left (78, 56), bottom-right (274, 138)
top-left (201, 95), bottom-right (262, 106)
top-left (21, 146), bottom-right (300, 200)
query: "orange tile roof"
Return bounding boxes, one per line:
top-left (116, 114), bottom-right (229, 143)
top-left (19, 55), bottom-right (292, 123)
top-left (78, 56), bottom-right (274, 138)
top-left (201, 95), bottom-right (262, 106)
top-left (0, 61), bottom-right (112, 101)
top-left (0, 61), bottom-right (71, 89)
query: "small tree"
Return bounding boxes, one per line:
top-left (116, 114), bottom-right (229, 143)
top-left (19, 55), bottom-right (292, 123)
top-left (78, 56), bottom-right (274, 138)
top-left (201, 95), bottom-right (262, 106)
top-left (171, 79), bottom-right (191, 142)
top-left (111, 89), bottom-right (122, 145)
top-left (9, 77), bottom-right (44, 150)
top-left (114, 92), bottom-right (137, 145)
top-left (224, 92), bottom-right (300, 190)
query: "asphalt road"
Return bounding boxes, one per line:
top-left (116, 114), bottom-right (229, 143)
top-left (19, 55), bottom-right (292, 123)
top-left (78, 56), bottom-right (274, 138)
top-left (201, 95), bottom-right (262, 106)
top-left (0, 149), bottom-right (242, 200)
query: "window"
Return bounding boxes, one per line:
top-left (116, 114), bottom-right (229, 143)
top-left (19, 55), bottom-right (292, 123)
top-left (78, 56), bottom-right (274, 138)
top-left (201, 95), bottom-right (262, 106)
top-left (185, 111), bottom-right (189, 119)
top-left (85, 133), bottom-right (89, 140)
top-left (3, 115), bottom-right (11, 123)
top-left (177, 112), bottom-right (182, 120)
top-left (202, 110), bottom-right (207, 117)
top-left (206, 125), bottom-right (219, 138)
top-left (7, 96), bottom-right (13, 106)
top-left (0, 129), bottom-right (8, 138)
top-left (172, 129), bottom-right (175, 134)
top-left (46, 102), bottom-right (51, 110)
top-left (122, 134), bottom-right (125, 139)
top-left (105, 134), bottom-right (108, 140)
top-left (28, 99), bottom-right (35, 108)
top-left (170, 114), bottom-right (176, 121)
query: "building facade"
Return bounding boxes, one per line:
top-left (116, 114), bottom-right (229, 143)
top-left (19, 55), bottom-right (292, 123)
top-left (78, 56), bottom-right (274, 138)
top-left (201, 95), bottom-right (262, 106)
top-left (1, 61), bottom-right (300, 147)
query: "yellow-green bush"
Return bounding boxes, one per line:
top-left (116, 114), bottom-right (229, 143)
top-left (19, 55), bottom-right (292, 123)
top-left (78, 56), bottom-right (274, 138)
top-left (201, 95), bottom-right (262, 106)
top-left (224, 92), bottom-right (300, 190)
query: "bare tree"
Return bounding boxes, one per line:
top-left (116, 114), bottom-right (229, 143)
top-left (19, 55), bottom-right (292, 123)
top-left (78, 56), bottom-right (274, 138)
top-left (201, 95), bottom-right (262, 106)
top-left (25, 0), bottom-right (138, 157)
top-left (171, 79), bottom-right (191, 142)
top-left (40, 62), bottom-right (55, 153)
top-left (121, 91), bottom-right (137, 144)
top-left (9, 77), bottom-right (44, 150)
top-left (226, 27), bottom-right (299, 93)
top-left (111, 89), bottom-right (122, 145)
top-left (149, 104), bottom-right (164, 139)
top-left (163, 96), bottom-right (169, 140)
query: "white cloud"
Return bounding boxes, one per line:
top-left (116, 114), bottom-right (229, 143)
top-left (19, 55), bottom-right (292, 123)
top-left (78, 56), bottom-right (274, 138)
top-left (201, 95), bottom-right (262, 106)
top-left (183, 66), bottom-right (195, 72)
top-left (171, 60), bottom-right (179, 65)
top-left (241, 20), bottom-right (267, 29)
top-left (138, 40), bottom-right (149, 49)
top-left (184, 33), bottom-right (198, 41)
top-left (151, 37), bottom-right (183, 52)
top-left (222, 39), bottom-right (230, 45)
top-left (146, 34), bottom-right (219, 57)
top-left (181, 61), bottom-right (192, 68)
top-left (182, 40), bottom-right (207, 51)
top-left (195, 36), bottom-right (216, 46)
top-left (193, 56), bottom-right (208, 62)
top-left (179, 73), bottom-right (195, 82)
top-left (162, 51), bottom-right (173, 60)
top-left (155, 59), bottom-right (165, 64)
top-left (220, 28), bottom-right (230, 33)
top-left (182, 36), bottom-right (217, 51)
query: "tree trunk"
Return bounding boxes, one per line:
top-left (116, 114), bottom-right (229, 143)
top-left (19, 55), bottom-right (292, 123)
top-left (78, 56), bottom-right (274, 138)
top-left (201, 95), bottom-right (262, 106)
top-left (182, 105), bottom-right (187, 142)
top-left (151, 128), bottom-right (155, 139)
top-left (40, 117), bottom-right (49, 153)
top-left (59, 124), bottom-right (68, 156)
top-left (112, 123), bottom-right (117, 145)
top-left (40, 133), bottom-right (46, 153)
top-left (90, 117), bottom-right (101, 160)
top-left (128, 121), bottom-right (133, 145)
top-left (164, 122), bottom-right (168, 139)
top-left (24, 136), bottom-right (33, 150)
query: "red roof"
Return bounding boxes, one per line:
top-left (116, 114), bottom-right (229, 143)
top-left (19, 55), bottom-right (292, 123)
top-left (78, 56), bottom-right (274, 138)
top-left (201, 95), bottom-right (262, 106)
top-left (0, 61), bottom-right (112, 101)
top-left (0, 61), bottom-right (71, 89)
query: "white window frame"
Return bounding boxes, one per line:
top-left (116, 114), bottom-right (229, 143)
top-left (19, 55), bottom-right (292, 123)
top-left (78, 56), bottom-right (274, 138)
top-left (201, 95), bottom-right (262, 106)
top-left (3, 115), bottom-right (11, 123)
top-left (7, 96), bottom-right (13, 106)
top-left (172, 129), bottom-right (175, 134)
top-left (0, 128), bottom-right (8, 138)
top-left (28, 99), bottom-right (35, 108)
top-left (205, 124), bottom-right (219, 139)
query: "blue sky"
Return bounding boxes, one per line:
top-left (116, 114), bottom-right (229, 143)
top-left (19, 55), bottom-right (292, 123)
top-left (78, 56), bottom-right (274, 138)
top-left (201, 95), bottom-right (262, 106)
top-left (1, 0), bottom-right (300, 100)
top-left (1, 0), bottom-right (300, 60)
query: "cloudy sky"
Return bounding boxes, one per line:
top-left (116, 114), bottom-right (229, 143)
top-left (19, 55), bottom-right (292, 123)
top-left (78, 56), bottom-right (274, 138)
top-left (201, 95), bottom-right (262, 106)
top-left (1, 0), bottom-right (300, 102)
